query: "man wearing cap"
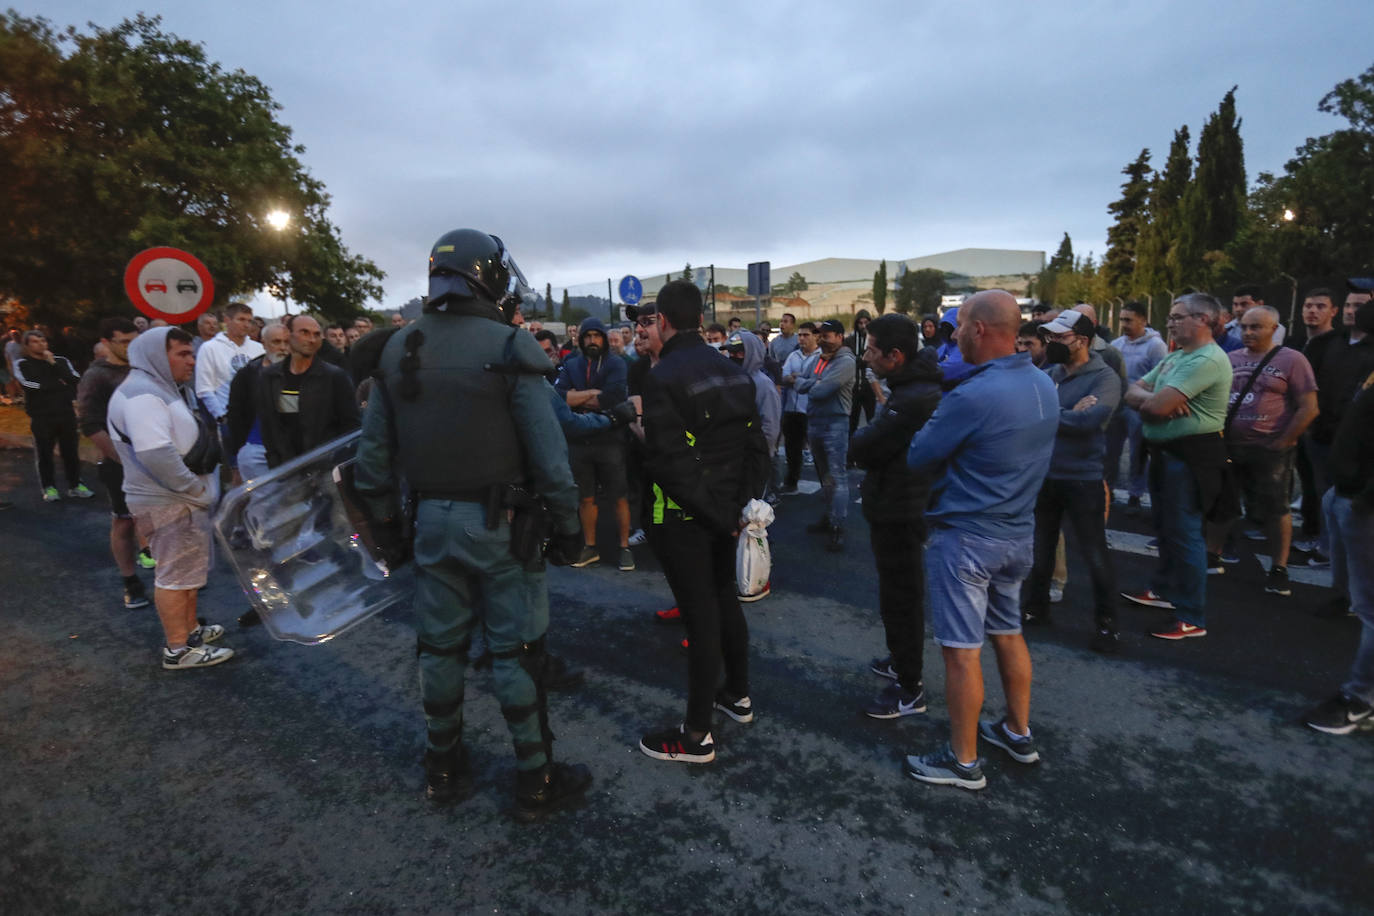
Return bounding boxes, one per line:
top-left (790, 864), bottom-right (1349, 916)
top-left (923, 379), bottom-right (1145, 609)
top-left (1021, 311), bottom-right (1123, 652)
top-left (1121, 293), bottom-right (1234, 640)
top-left (793, 318), bottom-right (856, 552)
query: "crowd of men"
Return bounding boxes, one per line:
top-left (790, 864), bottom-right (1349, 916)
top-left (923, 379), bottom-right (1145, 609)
top-left (2, 252), bottom-right (1371, 809)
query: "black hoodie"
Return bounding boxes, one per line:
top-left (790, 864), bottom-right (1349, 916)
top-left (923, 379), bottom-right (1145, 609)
top-left (849, 350), bottom-right (943, 525)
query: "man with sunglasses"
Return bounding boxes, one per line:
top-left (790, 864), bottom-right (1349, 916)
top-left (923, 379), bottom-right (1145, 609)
top-left (1121, 293), bottom-right (1234, 640)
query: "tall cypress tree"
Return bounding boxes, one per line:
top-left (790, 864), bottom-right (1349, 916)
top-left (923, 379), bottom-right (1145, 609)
top-left (1103, 149), bottom-right (1153, 296)
top-left (1135, 125), bottom-right (1192, 295)
top-left (1180, 87), bottom-right (1247, 286)
top-left (872, 260), bottom-right (888, 314)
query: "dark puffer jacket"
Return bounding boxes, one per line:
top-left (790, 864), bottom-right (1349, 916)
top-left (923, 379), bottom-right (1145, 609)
top-left (849, 351), bottom-right (943, 525)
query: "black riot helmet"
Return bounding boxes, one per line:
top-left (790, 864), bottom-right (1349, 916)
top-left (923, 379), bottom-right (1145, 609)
top-left (426, 228), bottom-right (533, 322)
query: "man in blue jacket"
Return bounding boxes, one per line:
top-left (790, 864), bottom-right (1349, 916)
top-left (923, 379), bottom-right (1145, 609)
top-left (1020, 311), bottom-right (1123, 653)
top-left (555, 317), bottom-right (633, 571)
top-left (904, 291), bottom-right (1058, 791)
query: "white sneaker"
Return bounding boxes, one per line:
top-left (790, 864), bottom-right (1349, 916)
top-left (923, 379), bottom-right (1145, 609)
top-left (162, 644), bottom-right (235, 670)
top-left (627, 528), bottom-right (647, 546)
top-left (189, 624), bottom-right (225, 645)
top-left (1049, 585), bottom-right (1064, 603)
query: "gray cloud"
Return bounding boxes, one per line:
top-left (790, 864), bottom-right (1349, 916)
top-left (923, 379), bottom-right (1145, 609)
top-left (40, 0), bottom-right (1374, 304)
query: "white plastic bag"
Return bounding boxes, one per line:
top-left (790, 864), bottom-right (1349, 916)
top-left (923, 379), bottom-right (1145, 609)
top-left (736, 498), bottom-right (774, 599)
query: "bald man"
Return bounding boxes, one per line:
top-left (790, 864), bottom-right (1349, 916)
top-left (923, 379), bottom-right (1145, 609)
top-left (903, 290), bottom-right (1058, 791)
top-left (255, 315), bottom-right (359, 469)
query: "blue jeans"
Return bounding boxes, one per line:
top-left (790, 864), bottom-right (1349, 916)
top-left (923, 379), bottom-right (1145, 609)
top-left (1324, 489), bottom-right (1374, 706)
top-left (807, 416), bottom-right (849, 526)
top-left (1149, 453), bottom-right (1207, 627)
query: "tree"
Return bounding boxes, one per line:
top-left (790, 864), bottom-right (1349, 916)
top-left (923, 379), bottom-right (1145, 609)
top-left (1229, 64), bottom-right (1374, 279)
top-left (544, 282), bottom-right (553, 319)
top-left (872, 260), bottom-right (888, 314)
top-left (784, 271), bottom-right (808, 295)
top-left (1134, 126), bottom-right (1193, 295)
top-left (1179, 87), bottom-right (1247, 286)
top-left (894, 268), bottom-right (945, 314)
top-left (560, 289), bottom-right (572, 325)
top-left (1035, 232), bottom-right (1075, 304)
top-left (1102, 149), bottom-right (1152, 296)
top-left (683, 263), bottom-right (694, 283)
top-left (0, 13), bottom-right (383, 327)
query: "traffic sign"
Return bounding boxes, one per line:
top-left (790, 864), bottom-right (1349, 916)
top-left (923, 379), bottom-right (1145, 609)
top-left (124, 247), bottom-right (215, 323)
top-left (747, 262), bottom-right (771, 297)
top-left (618, 275), bottom-right (643, 305)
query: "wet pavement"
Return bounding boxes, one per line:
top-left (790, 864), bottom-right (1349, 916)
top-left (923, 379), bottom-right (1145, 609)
top-left (1, 444), bottom-right (1371, 914)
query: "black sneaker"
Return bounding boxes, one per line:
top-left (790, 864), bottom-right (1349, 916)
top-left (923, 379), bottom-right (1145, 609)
top-left (804, 517), bottom-right (832, 534)
top-left (238, 607), bottom-right (262, 627)
top-left (864, 682), bottom-right (927, 719)
top-left (1022, 608), bottom-right (1051, 626)
top-left (570, 546), bottom-right (600, 568)
top-left (1090, 628), bottom-right (1121, 654)
top-left (123, 586), bottom-right (150, 610)
top-left (869, 655), bottom-right (899, 680)
top-left (977, 717), bottom-right (1041, 764)
top-left (1302, 693), bottom-right (1373, 735)
top-left (639, 725), bottom-right (715, 763)
top-left (1264, 566), bottom-right (1292, 597)
top-left (514, 761), bottom-right (592, 821)
top-left (1206, 553), bottom-right (1226, 575)
top-left (1307, 551), bottom-right (1331, 568)
top-left (713, 691), bottom-right (754, 724)
top-left (425, 746), bottom-right (473, 805)
top-left (1311, 595), bottom-right (1354, 619)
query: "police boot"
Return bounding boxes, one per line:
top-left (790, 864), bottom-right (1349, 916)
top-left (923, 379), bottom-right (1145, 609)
top-left (424, 745), bottom-right (473, 805)
top-left (542, 652), bottom-right (584, 691)
top-left (514, 760), bottom-right (592, 822)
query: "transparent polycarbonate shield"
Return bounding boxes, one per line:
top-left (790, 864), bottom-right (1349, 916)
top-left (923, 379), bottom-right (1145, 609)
top-left (213, 431), bottom-right (412, 645)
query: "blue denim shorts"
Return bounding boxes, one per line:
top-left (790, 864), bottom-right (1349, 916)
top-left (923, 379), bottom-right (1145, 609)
top-left (925, 526), bottom-right (1033, 648)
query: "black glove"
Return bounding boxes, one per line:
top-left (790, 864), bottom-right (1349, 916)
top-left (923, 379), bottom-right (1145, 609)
top-left (605, 400), bottom-right (638, 429)
top-left (544, 530), bottom-right (584, 567)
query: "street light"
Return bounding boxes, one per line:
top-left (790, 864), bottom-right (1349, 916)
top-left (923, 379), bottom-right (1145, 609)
top-left (267, 209), bottom-right (290, 231)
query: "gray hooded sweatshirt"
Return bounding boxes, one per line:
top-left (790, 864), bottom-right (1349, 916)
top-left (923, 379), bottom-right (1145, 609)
top-left (734, 330), bottom-right (781, 452)
top-left (107, 327), bottom-right (216, 509)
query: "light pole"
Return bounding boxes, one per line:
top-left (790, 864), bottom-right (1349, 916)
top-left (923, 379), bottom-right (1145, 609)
top-left (1279, 272), bottom-right (1299, 339)
top-left (267, 210), bottom-right (291, 316)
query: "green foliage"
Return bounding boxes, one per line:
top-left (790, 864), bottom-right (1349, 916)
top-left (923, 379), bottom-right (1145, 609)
top-left (1228, 63), bottom-right (1374, 279)
top-left (894, 268), bottom-right (945, 314)
top-left (783, 271), bottom-right (808, 295)
top-left (543, 282), bottom-right (553, 319)
top-left (559, 289), bottom-right (572, 324)
top-left (1179, 87), bottom-right (1247, 287)
top-left (1134, 126), bottom-right (1193, 295)
top-left (1035, 232), bottom-right (1075, 304)
top-left (1103, 149), bottom-right (1152, 296)
top-left (0, 12), bottom-right (383, 327)
top-left (872, 260), bottom-right (887, 314)
top-left (683, 263), bottom-right (693, 283)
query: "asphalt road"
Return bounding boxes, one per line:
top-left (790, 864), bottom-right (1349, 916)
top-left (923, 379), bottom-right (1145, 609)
top-left (1, 442), bottom-right (1371, 915)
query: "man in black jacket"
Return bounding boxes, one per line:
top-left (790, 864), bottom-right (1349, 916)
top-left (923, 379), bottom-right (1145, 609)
top-left (849, 315), bottom-right (942, 719)
top-left (637, 281), bottom-right (770, 765)
top-left (14, 329), bottom-right (91, 501)
top-left (255, 316), bottom-right (359, 469)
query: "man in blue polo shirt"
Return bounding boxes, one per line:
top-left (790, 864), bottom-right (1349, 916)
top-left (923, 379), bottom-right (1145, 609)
top-left (903, 290), bottom-right (1058, 791)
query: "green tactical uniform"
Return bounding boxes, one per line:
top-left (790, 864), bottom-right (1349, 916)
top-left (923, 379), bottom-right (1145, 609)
top-left (354, 299), bottom-right (580, 773)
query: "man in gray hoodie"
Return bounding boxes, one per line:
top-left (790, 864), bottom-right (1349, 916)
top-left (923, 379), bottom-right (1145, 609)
top-left (726, 330), bottom-right (781, 466)
top-left (107, 327), bottom-right (234, 670)
top-left (1021, 311), bottom-right (1123, 653)
top-left (1108, 301), bottom-right (1167, 508)
top-left (794, 319), bottom-right (856, 551)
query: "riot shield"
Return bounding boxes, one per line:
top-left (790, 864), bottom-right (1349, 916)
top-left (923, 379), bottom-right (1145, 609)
top-left (213, 431), bottom-right (412, 645)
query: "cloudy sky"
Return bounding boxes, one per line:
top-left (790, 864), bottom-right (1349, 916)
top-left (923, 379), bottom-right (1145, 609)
top-left (39, 0), bottom-right (1374, 308)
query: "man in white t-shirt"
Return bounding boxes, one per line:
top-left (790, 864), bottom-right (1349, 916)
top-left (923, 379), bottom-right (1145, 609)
top-left (194, 302), bottom-right (264, 470)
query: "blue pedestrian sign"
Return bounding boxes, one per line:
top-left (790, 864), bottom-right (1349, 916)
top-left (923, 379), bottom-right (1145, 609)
top-left (619, 275), bottom-right (643, 305)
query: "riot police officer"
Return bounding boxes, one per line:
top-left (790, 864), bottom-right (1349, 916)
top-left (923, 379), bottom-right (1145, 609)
top-left (354, 228), bottom-right (591, 817)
